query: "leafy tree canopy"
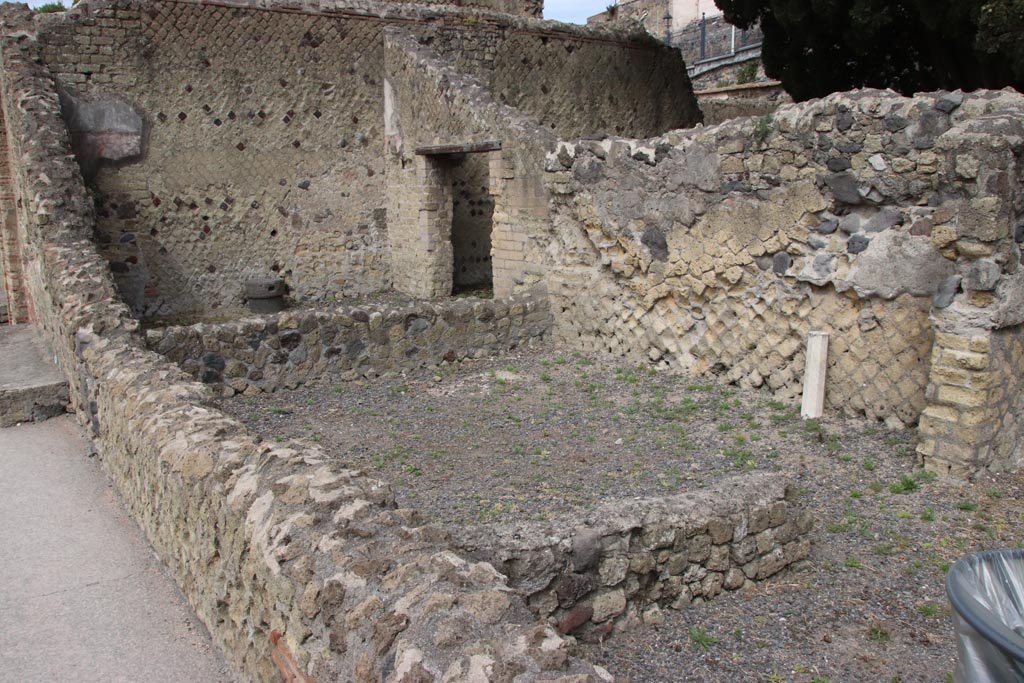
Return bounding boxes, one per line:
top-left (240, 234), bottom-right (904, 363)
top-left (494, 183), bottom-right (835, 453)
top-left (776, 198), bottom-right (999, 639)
top-left (714, 0), bottom-right (1024, 101)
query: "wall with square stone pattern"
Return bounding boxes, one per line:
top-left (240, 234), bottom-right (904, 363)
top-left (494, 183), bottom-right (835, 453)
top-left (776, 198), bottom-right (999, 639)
top-left (543, 89), bottom-right (1024, 435)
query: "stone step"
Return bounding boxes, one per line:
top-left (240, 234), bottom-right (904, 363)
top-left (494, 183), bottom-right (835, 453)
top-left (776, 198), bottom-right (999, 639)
top-left (0, 324), bottom-right (69, 428)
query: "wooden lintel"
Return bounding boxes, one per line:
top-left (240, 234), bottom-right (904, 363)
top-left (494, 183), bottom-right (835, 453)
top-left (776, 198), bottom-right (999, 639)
top-left (415, 140), bottom-right (502, 156)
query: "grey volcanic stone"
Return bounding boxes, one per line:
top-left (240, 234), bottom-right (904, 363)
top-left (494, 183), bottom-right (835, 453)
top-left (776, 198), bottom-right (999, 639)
top-left (571, 529), bottom-right (603, 571)
top-left (825, 172), bottom-right (862, 205)
top-left (864, 209), bottom-right (902, 233)
top-left (839, 214), bottom-right (863, 235)
top-left (816, 218), bottom-right (838, 235)
top-left (772, 252), bottom-right (792, 275)
top-left (934, 275), bottom-right (962, 308)
top-left (964, 259), bottom-right (1002, 292)
top-left (826, 157), bottom-right (852, 172)
top-left (847, 235), bottom-right (870, 254)
top-left (936, 92), bottom-right (965, 114)
top-left (641, 227), bottom-right (669, 262)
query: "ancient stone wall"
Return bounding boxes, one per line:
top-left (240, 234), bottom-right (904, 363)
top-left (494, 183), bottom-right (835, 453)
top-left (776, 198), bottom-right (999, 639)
top-left (543, 90), bottom-right (1024, 434)
top-left (0, 98), bottom-right (29, 324)
top-left (39, 0), bottom-right (393, 317)
top-left (38, 0), bottom-right (698, 319)
top-left (146, 292), bottom-right (551, 394)
top-left (384, 26), bottom-right (559, 299)
top-left (696, 82), bottom-right (791, 127)
top-left (453, 474), bottom-right (812, 639)
top-left (0, 6), bottom-right (620, 680)
top-left (485, 30), bottom-right (696, 139)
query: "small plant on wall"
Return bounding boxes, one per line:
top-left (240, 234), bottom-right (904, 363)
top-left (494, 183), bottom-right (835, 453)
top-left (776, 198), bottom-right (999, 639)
top-left (606, 3), bottom-right (618, 18)
top-left (736, 61), bottom-right (759, 84)
top-left (34, 2), bottom-right (66, 12)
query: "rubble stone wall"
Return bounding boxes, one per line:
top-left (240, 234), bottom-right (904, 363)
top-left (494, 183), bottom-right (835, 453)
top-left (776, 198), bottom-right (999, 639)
top-left (453, 474), bottom-right (812, 640)
top-left (39, 0), bottom-right (394, 317)
top-left (543, 90), bottom-right (1024, 434)
top-left (145, 292), bottom-right (552, 394)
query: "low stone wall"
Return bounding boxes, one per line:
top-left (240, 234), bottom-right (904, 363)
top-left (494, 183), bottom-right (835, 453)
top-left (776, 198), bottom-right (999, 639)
top-left (145, 292), bottom-right (551, 394)
top-left (0, 382), bottom-right (69, 428)
top-left (452, 474), bottom-right (811, 640)
top-left (696, 81), bottom-right (791, 126)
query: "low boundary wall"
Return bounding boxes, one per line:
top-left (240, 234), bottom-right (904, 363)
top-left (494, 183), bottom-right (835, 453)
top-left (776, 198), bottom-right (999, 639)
top-left (146, 293), bottom-right (551, 394)
top-left (453, 474), bottom-right (812, 640)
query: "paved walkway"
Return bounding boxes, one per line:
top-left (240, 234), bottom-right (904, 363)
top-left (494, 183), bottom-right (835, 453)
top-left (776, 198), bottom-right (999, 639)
top-left (0, 416), bottom-right (234, 682)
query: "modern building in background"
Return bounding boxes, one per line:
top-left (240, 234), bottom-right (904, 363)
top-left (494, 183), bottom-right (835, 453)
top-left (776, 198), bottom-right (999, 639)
top-left (588, 0), bottom-right (789, 124)
top-left (588, 0), bottom-right (765, 89)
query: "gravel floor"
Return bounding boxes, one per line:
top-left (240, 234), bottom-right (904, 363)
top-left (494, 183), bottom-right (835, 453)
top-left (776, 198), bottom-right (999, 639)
top-left (217, 346), bottom-right (1024, 683)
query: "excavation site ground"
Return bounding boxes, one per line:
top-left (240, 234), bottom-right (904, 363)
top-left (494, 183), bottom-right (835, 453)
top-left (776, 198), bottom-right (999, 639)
top-left (220, 346), bottom-right (1024, 683)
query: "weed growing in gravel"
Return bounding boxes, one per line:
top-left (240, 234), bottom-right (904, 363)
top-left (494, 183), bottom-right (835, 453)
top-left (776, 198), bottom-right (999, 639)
top-left (889, 476), bottom-right (920, 494)
top-left (687, 383), bottom-right (714, 392)
top-left (921, 507), bottom-right (936, 522)
top-left (688, 627), bottom-right (719, 651)
top-left (863, 458), bottom-right (876, 471)
top-left (844, 557), bottom-right (863, 569)
top-left (804, 419), bottom-right (824, 435)
top-left (919, 603), bottom-right (942, 618)
top-left (868, 624), bottom-right (891, 643)
top-left (873, 543), bottom-right (895, 557)
top-left (724, 448), bottom-right (756, 470)
top-left (957, 501), bottom-right (979, 512)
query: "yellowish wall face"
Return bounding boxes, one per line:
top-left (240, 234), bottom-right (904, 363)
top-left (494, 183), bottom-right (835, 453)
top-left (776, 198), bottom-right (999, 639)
top-left (672, 0), bottom-right (722, 30)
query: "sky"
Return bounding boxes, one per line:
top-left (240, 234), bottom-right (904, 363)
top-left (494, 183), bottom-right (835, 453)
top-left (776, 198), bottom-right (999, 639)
top-left (544, 0), bottom-right (609, 24)
top-left (21, 0), bottom-right (611, 22)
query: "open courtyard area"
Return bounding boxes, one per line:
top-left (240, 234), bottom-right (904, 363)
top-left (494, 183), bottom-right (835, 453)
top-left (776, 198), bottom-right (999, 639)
top-left (221, 347), bottom-right (1024, 682)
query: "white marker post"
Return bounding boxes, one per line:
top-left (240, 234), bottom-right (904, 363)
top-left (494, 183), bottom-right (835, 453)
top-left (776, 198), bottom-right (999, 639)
top-left (801, 331), bottom-right (830, 420)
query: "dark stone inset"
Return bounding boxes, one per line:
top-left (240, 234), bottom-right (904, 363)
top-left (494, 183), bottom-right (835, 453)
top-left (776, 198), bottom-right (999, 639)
top-left (847, 234), bottom-right (870, 254)
top-left (641, 227), bottom-right (669, 262)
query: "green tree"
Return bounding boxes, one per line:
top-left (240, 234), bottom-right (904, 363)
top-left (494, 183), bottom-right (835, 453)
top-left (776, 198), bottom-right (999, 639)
top-left (714, 0), bottom-right (1023, 101)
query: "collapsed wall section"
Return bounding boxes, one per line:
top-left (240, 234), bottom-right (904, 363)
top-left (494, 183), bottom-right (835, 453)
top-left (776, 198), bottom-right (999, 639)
top-left (544, 90), bottom-right (1024, 443)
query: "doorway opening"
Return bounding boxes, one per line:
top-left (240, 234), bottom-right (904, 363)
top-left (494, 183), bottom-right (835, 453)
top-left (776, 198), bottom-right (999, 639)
top-left (448, 152), bottom-right (494, 298)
